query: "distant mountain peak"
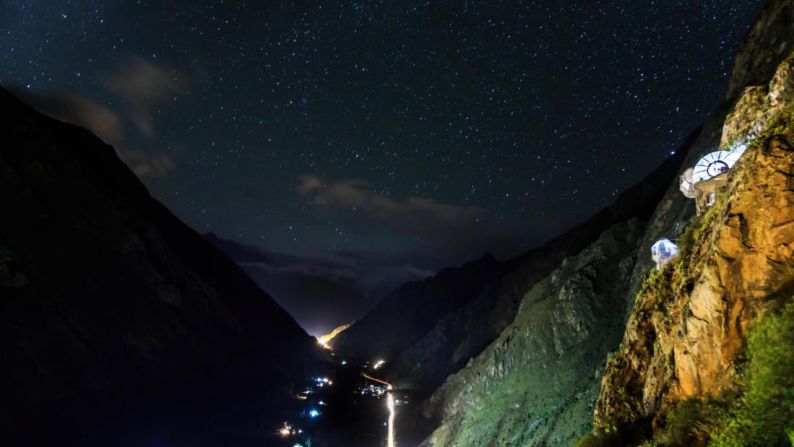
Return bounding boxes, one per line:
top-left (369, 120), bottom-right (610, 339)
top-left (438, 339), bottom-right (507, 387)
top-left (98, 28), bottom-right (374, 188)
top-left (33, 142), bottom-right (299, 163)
top-left (478, 251), bottom-right (497, 262)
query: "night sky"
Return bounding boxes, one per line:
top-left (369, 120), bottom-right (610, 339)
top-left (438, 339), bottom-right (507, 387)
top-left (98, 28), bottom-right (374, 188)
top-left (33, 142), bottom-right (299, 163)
top-left (2, 1), bottom-right (766, 264)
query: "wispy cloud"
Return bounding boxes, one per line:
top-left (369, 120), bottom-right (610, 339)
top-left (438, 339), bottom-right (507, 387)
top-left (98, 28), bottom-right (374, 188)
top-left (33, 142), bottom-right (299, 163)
top-left (106, 56), bottom-right (187, 137)
top-left (10, 56), bottom-right (186, 179)
top-left (118, 149), bottom-right (175, 179)
top-left (12, 90), bottom-right (123, 143)
top-left (297, 175), bottom-right (515, 257)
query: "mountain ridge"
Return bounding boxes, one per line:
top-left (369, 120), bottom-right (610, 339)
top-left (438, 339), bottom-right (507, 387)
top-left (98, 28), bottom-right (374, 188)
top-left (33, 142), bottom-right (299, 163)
top-left (418, 0), bottom-right (794, 445)
top-left (0, 87), bottom-right (321, 446)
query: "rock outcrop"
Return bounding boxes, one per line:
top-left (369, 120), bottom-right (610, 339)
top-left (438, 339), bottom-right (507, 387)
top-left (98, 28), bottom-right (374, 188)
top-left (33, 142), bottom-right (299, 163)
top-left (421, 221), bottom-right (644, 446)
top-left (594, 51), bottom-right (794, 441)
top-left (334, 125), bottom-right (691, 401)
top-left (330, 252), bottom-right (511, 363)
top-left (725, 0), bottom-right (794, 101)
top-left (416, 2), bottom-right (794, 446)
top-left (387, 135), bottom-right (692, 394)
top-left (0, 88), bottom-right (321, 446)
top-left (413, 123), bottom-right (697, 446)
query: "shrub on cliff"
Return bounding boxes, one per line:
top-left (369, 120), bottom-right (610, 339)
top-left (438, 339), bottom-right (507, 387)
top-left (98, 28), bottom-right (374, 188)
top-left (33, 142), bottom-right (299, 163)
top-left (708, 299), bottom-right (794, 446)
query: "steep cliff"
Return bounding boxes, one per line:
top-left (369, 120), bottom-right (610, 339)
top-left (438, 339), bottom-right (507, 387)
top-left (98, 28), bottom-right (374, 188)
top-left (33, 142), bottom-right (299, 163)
top-left (0, 88), bottom-right (321, 446)
top-left (422, 221), bottom-right (644, 446)
top-left (419, 2), bottom-right (794, 446)
top-left (415, 124), bottom-right (695, 446)
top-left (591, 50), bottom-right (794, 447)
top-left (332, 123), bottom-right (690, 399)
top-left (388, 137), bottom-right (692, 394)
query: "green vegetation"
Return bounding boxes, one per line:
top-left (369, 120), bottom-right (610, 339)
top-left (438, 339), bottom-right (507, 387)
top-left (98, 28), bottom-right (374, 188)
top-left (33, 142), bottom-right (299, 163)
top-left (574, 429), bottom-right (620, 447)
top-left (651, 397), bottom-right (734, 447)
top-left (426, 225), bottom-right (644, 447)
top-left (586, 54), bottom-right (794, 447)
top-left (587, 299), bottom-right (794, 447)
top-left (753, 100), bottom-right (794, 146)
top-left (658, 399), bottom-right (711, 446)
top-left (706, 299), bottom-right (794, 446)
top-left (574, 420), bottom-right (654, 447)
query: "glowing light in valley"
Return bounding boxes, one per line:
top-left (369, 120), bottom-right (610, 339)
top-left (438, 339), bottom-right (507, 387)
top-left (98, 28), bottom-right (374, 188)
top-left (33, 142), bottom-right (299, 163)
top-left (312, 376), bottom-right (333, 387)
top-left (316, 323), bottom-right (351, 349)
top-left (278, 422), bottom-right (296, 437)
top-left (373, 359), bottom-right (386, 370)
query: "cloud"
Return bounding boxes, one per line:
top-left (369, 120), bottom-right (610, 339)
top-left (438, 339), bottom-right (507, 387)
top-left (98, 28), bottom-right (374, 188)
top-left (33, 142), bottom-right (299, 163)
top-left (9, 57), bottom-right (185, 179)
top-left (240, 261), bottom-right (358, 286)
top-left (207, 232), bottom-right (442, 334)
top-left (12, 87), bottom-right (175, 179)
top-left (297, 175), bottom-right (516, 256)
top-left (106, 56), bottom-right (186, 137)
top-left (11, 89), bottom-right (123, 143)
top-left (117, 149), bottom-right (175, 179)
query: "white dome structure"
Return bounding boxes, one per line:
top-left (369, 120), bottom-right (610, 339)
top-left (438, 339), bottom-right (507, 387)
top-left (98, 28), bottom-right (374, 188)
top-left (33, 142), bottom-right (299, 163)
top-left (692, 151), bottom-right (733, 183)
top-left (724, 143), bottom-right (748, 166)
top-left (691, 145), bottom-right (748, 184)
top-left (651, 239), bottom-right (680, 269)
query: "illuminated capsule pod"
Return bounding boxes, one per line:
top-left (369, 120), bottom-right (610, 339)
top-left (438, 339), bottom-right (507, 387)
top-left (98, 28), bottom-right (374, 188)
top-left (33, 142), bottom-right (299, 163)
top-left (683, 145), bottom-right (749, 212)
top-left (691, 145), bottom-right (747, 184)
top-left (692, 151), bottom-right (731, 183)
top-left (725, 143), bottom-right (748, 165)
top-left (651, 239), bottom-right (679, 269)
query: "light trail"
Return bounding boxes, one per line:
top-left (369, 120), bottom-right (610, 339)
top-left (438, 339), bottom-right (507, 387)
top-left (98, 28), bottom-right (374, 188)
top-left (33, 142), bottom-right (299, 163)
top-left (361, 372), bottom-right (396, 447)
top-left (386, 392), bottom-right (396, 447)
top-left (362, 372), bottom-right (392, 388)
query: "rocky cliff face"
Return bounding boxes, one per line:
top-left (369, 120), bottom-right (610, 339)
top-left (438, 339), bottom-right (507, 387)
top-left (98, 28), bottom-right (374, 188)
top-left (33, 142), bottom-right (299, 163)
top-left (725, 0), bottom-right (794, 100)
top-left (333, 126), bottom-right (690, 401)
top-left (421, 221), bottom-right (644, 446)
top-left (330, 252), bottom-right (511, 362)
top-left (0, 88), bottom-right (320, 446)
top-left (593, 51), bottom-right (794, 444)
top-left (418, 3), bottom-right (794, 446)
top-left (413, 125), bottom-right (696, 446)
top-left (387, 137), bottom-right (692, 395)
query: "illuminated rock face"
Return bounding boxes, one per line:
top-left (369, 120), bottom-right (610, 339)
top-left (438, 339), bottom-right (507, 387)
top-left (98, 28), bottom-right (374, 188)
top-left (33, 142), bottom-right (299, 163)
top-left (422, 221), bottom-right (645, 447)
top-left (421, 4), bottom-right (794, 446)
top-left (594, 52), bottom-right (794, 436)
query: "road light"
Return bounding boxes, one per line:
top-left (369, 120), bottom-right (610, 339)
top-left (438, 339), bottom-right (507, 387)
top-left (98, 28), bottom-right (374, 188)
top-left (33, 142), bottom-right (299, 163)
top-left (387, 392), bottom-right (396, 447)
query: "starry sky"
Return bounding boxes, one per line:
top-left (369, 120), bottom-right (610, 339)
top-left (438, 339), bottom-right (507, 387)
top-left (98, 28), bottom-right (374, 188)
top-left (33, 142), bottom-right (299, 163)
top-left (2, 0), bottom-right (766, 265)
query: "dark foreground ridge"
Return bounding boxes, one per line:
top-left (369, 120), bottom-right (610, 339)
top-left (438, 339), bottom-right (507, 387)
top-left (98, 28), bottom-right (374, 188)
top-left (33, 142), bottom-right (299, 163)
top-left (0, 88), bottom-right (323, 447)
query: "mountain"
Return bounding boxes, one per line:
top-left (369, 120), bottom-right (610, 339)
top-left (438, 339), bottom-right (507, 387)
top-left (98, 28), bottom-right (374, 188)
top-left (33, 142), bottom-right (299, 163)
top-left (423, 220), bottom-right (645, 446)
top-left (593, 9), bottom-right (794, 446)
top-left (0, 87), bottom-right (322, 446)
top-left (331, 252), bottom-right (512, 362)
top-left (420, 1), bottom-right (794, 446)
top-left (385, 131), bottom-right (694, 395)
top-left (205, 233), bottom-right (370, 335)
top-left (331, 127), bottom-right (690, 385)
top-left (205, 233), bottom-right (439, 335)
top-left (380, 124), bottom-right (695, 446)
